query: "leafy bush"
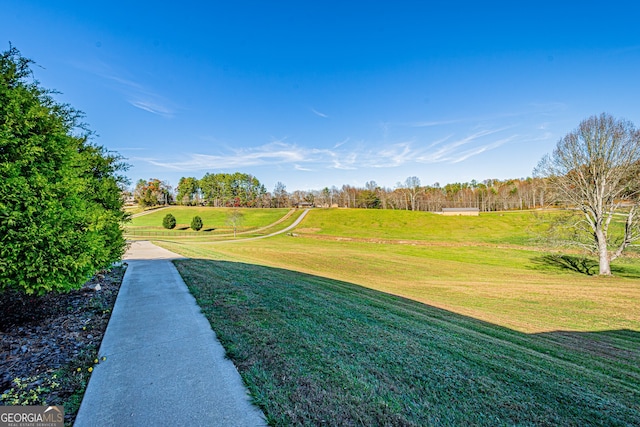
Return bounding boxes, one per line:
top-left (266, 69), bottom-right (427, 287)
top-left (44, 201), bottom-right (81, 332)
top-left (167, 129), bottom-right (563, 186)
top-left (162, 213), bottom-right (176, 229)
top-left (0, 47), bottom-right (129, 295)
top-left (191, 215), bottom-right (203, 231)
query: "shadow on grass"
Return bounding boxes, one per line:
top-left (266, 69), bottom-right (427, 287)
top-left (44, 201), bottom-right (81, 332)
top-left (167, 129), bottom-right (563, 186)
top-left (531, 254), bottom-right (598, 275)
top-left (530, 254), bottom-right (640, 278)
top-left (174, 258), bottom-right (640, 426)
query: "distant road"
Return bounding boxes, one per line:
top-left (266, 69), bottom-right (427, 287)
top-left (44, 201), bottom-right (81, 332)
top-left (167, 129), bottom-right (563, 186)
top-left (216, 209), bottom-right (311, 243)
top-left (130, 206), bottom-right (170, 219)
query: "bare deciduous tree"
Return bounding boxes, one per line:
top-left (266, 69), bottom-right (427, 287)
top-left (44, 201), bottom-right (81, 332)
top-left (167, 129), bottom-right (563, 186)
top-left (535, 113), bottom-right (640, 275)
top-left (401, 176), bottom-right (421, 211)
top-left (226, 209), bottom-right (245, 238)
top-left (273, 181), bottom-right (288, 208)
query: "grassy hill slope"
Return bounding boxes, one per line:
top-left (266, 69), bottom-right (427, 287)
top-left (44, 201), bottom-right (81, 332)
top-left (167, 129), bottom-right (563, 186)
top-left (154, 208), bottom-right (640, 425)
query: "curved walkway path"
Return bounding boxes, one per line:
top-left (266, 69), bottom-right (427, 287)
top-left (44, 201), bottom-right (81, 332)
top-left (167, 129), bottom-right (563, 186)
top-left (74, 241), bottom-right (266, 426)
top-left (214, 208), bottom-right (311, 243)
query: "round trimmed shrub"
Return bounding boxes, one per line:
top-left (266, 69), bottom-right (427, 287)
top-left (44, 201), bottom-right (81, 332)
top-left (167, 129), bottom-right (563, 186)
top-left (191, 215), bottom-right (203, 231)
top-left (162, 213), bottom-right (177, 229)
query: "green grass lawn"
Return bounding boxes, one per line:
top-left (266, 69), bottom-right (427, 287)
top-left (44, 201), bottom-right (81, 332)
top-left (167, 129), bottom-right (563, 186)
top-left (175, 259), bottom-right (640, 426)
top-left (296, 208), bottom-right (546, 244)
top-left (124, 205), bottom-right (146, 215)
top-left (153, 208), bottom-right (640, 425)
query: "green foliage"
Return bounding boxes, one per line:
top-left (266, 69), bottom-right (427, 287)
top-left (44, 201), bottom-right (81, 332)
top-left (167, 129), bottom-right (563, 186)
top-left (176, 176), bottom-right (199, 205)
top-left (1, 375), bottom-right (60, 406)
top-left (0, 46), bottom-right (129, 295)
top-left (162, 213), bottom-right (176, 229)
top-left (190, 215), bottom-right (203, 231)
top-left (357, 189), bottom-right (381, 208)
top-left (199, 172), bottom-right (266, 207)
top-left (133, 178), bottom-right (171, 207)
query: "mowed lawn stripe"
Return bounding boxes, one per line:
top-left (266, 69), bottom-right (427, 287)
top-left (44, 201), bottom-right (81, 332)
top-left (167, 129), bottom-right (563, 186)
top-left (175, 258), bottom-right (640, 426)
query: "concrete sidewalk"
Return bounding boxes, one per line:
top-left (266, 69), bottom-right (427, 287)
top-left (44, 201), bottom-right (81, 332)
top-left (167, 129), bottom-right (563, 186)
top-left (75, 241), bottom-right (266, 426)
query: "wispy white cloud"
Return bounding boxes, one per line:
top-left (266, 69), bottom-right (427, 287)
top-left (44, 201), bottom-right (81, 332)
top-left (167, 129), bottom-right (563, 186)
top-left (100, 74), bottom-right (145, 91)
top-left (368, 142), bottom-right (415, 167)
top-left (143, 142), bottom-right (309, 170)
top-left (334, 138), bottom-right (350, 149)
top-left (140, 125), bottom-right (514, 173)
top-left (331, 151), bottom-right (358, 170)
top-left (425, 135), bottom-right (453, 150)
top-left (528, 102), bottom-right (567, 116)
top-left (409, 118), bottom-right (464, 127)
top-left (380, 121), bottom-right (390, 139)
top-left (311, 107), bottom-right (329, 118)
top-left (135, 100), bottom-right (546, 175)
top-left (416, 127), bottom-right (511, 163)
top-left (128, 100), bottom-right (173, 117)
top-left (449, 136), bottom-right (517, 163)
top-left (72, 60), bottom-right (175, 118)
top-left (403, 103), bottom-right (567, 130)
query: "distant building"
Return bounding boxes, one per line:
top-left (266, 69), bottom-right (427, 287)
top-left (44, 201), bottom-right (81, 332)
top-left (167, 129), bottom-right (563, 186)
top-left (294, 201), bottom-right (314, 208)
top-left (122, 191), bottom-right (135, 206)
top-left (442, 207), bottom-right (479, 216)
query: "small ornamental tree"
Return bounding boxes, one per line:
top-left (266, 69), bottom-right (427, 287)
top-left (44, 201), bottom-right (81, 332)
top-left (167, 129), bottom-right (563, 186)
top-left (162, 213), bottom-right (177, 229)
top-left (191, 215), bottom-right (203, 231)
top-left (226, 208), bottom-right (244, 238)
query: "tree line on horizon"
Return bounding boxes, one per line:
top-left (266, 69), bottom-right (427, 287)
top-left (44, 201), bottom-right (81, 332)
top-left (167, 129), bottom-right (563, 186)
top-left (132, 174), bottom-right (550, 212)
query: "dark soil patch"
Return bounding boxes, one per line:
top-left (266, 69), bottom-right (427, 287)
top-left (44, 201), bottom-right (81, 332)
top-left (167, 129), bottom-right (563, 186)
top-left (0, 265), bottom-right (125, 425)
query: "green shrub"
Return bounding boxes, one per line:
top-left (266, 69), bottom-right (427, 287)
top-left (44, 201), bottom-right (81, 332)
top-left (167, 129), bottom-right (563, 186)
top-left (191, 215), bottom-right (203, 231)
top-left (0, 47), bottom-right (128, 295)
top-left (162, 213), bottom-right (176, 229)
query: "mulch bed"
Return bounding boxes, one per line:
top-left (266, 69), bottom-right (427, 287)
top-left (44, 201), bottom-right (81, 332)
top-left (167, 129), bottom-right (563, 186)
top-left (0, 265), bottom-right (126, 425)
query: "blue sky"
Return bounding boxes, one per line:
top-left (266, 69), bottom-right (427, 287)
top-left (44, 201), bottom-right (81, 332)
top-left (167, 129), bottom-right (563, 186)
top-left (3, 1), bottom-right (640, 192)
